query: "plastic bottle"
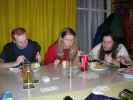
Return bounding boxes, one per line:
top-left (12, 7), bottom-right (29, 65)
top-left (0, 90), bottom-right (13, 100)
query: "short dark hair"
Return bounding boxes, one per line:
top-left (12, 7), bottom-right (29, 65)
top-left (11, 27), bottom-right (26, 40)
top-left (101, 33), bottom-right (117, 43)
top-left (60, 27), bottom-right (76, 38)
top-left (63, 96), bottom-right (73, 100)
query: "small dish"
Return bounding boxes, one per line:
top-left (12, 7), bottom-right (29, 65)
top-left (89, 62), bottom-right (108, 72)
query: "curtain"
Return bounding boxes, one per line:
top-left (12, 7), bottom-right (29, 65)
top-left (77, 0), bottom-right (111, 53)
top-left (0, 0), bottom-right (76, 59)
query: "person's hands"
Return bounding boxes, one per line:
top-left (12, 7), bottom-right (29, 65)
top-left (15, 55), bottom-right (25, 65)
top-left (121, 58), bottom-right (130, 65)
top-left (117, 56), bottom-right (131, 65)
top-left (54, 59), bottom-right (60, 66)
top-left (77, 50), bottom-right (83, 56)
top-left (36, 52), bottom-right (41, 63)
top-left (112, 59), bottom-right (120, 66)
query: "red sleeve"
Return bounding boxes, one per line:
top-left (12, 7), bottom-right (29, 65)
top-left (44, 42), bottom-right (57, 65)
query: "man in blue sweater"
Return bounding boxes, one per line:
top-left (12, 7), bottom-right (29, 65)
top-left (0, 27), bottom-right (41, 68)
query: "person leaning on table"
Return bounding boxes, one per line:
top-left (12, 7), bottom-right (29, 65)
top-left (44, 27), bottom-right (80, 66)
top-left (89, 32), bottom-right (132, 66)
top-left (0, 27), bottom-right (41, 69)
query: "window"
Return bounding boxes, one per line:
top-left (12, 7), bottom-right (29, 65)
top-left (77, 0), bottom-right (111, 52)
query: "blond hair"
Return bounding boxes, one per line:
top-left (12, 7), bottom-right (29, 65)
top-left (57, 27), bottom-right (79, 62)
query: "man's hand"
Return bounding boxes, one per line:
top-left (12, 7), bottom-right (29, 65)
top-left (16, 55), bottom-right (25, 65)
top-left (36, 52), bottom-right (41, 63)
top-left (0, 56), bottom-right (25, 69)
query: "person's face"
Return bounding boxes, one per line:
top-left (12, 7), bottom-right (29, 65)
top-left (63, 34), bottom-right (75, 49)
top-left (14, 34), bottom-right (28, 49)
top-left (102, 36), bottom-right (114, 51)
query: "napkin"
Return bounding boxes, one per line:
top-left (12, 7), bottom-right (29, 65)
top-left (91, 85), bottom-right (110, 95)
top-left (40, 86), bottom-right (59, 93)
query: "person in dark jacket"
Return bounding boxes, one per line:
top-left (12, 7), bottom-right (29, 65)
top-left (0, 27), bottom-right (41, 68)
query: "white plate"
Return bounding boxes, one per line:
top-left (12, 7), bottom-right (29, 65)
top-left (118, 68), bottom-right (133, 79)
top-left (123, 73), bottom-right (133, 79)
top-left (89, 63), bottom-right (108, 71)
top-left (9, 68), bottom-right (20, 73)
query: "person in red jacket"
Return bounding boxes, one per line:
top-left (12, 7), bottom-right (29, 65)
top-left (44, 27), bottom-right (80, 66)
